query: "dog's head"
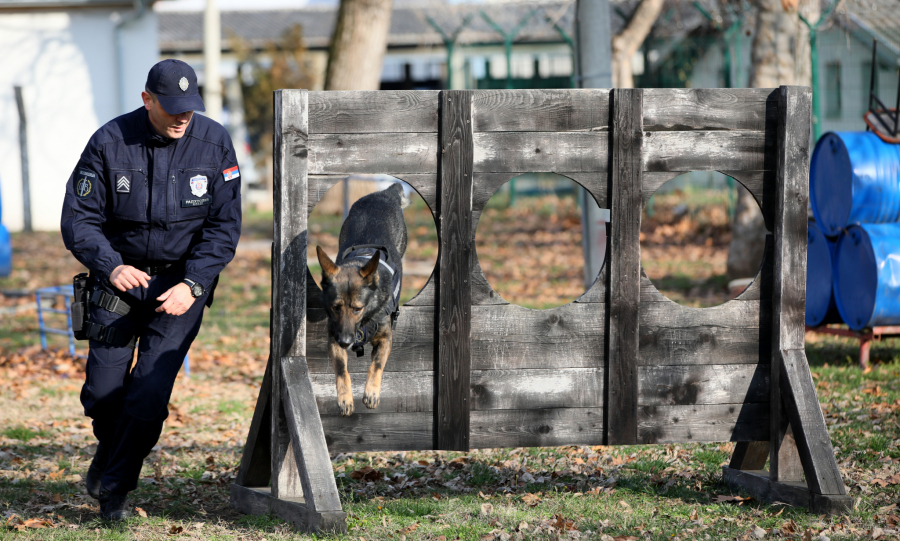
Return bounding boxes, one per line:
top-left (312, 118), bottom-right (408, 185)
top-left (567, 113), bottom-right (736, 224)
top-left (316, 246), bottom-right (382, 349)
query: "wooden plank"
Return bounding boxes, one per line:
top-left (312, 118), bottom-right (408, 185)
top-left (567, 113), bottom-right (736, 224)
top-left (729, 441), bottom-right (769, 470)
top-left (404, 277), bottom-right (437, 307)
top-left (309, 367), bottom-right (603, 415)
top-left (770, 86), bottom-right (812, 483)
top-left (643, 88), bottom-right (777, 131)
top-left (637, 403), bottom-right (769, 444)
top-left (306, 306), bottom-right (434, 374)
top-left (437, 90), bottom-right (474, 451)
top-left (473, 132), bottom-right (608, 173)
top-left (309, 90), bottom-right (439, 134)
top-left (323, 412), bottom-right (433, 453)
top-left (643, 131), bottom-right (771, 172)
top-left (575, 258), bottom-right (608, 303)
top-left (307, 174), bottom-right (437, 213)
top-left (471, 259), bottom-right (508, 306)
top-left (719, 170), bottom-right (775, 231)
top-left (721, 468), bottom-right (852, 515)
top-left (271, 88), bottom-right (307, 499)
top-left (641, 172), bottom-right (682, 205)
top-left (470, 408), bottom-right (605, 449)
top-left (780, 349), bottom-right (847, 495)
top-left (280, 356), bottom-right (343, 513)
top-left (638, 364), bottom-right (769, 406)
top-left (308, 133), bottom-right (438, 175)
top-left (472, 172), bottom-right (607, 211)
top-left (472, 89), bottom-right (609, 132)
top-left (230, 485), bottom-right (348, 534)
top-left (607, 88), bottom-right (643, 445)
top-left (235, 358), bottom-right (272, 488)
top-left (470, 303), bottom-right (605, 370)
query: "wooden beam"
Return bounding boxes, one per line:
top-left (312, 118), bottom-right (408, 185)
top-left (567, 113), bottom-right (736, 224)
top-left (607, 88), bottom-right (642, 445)
top-left (309, 90), bottom-right (439, 134)
top-left (721, 468), bottom-right (851, 514)
top-left (643, 131), bottom-right (771, 172)
top-left (472, 89), bottom-right (609, 132)
top-left (308, 133), bottom-right (439, 175)
top-left (271, 89), bottom-right (308, 498)
top-left (436, 90), bottom-right (474, 451)
top-left (769, 86), bottom-right (811, 483)
top-left (473, 132), bottom-right (608, 173)
top-left (643, 88), bottom-right (776, 132)
top-left (234, 358), bottom-right (272, 487)
top-left (231, 485), bottom-right (347, 534)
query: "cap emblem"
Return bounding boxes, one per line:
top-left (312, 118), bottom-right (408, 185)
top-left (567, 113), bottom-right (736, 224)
top-left (179, 77), bottom-right (189, 92)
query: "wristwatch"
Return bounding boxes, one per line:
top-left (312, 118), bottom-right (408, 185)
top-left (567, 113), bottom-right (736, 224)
top-left (182, 278), bottom-right (204, 298)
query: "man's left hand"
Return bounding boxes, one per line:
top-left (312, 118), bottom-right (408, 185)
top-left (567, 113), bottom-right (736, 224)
top-left (156, 283), bottom-right (195, 315)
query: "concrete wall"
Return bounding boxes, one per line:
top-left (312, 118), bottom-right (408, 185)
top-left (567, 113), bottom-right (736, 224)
top-left (0, 8), bottom-right (158, 231)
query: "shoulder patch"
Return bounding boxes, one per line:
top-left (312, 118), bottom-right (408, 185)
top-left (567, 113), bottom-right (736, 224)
top-left (223, 166), bottom-right (240, 182)
top-left (75, 171), bottom-right (95, 199)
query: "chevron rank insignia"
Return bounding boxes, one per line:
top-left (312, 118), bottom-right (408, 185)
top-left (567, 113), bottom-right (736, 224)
top-left (116, 174), bottom-right (131, 193)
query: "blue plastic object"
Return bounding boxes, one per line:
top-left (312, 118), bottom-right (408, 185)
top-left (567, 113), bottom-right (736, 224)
top-left (805, 221), bottom-right (842, 327)
top-left (0, 177), bottom-right (10, 277)
top-left (833, 223), bottom-right (900, 330)
top-left (810, 132), bottom-right (900, 237)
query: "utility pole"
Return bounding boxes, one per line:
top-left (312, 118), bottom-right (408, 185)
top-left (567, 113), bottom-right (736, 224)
top-left (204, 0), bottom-right (223, 122)
top-left (14, 86), bottom-right (31, 232)
top-left (575, 0), bottom-right (613, 288)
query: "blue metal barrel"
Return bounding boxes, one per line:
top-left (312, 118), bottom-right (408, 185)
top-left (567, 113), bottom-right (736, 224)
top-left (834, 223), bottom-right (900, 330)
top-left (0, 181), bottom-right (10, 277)
top-left (810, 132), bottom-right (900, 237)
top-left (805, 221), bottom-right (841, 327)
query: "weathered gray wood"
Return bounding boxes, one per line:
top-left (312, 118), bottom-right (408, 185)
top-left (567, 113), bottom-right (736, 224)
top-left (307, 174), bottom-right (438, 213)
top-left (271, 89), bottom-right (307, 498)
top-left (308, 133), bottom-right (438, 175)
top-left (437, 90), bottom-right (474, 451)
top-left (309, 367), bottom-right (603, 415)
top-left (230, 485), bottom-right (348, 534)
top-left (607, 88), bottom-right (643, 445)
top-left (721, 468), bottom-right (852, 515)
top-left (643, 131), bottom-right (771, 172)
top-left (637, 364), bottom-right (769, 406)
top-left (780, 349), bottom-right (847, 495)
top-left (470, 408), bottom-right (604, 449)
top-left (643, 88), bottom-right (777, 132)
top-left (322, 412), bottom-right (433, 452)
top-left (470, 259), bottom-right (509, 306)
top-left (280, 356), bottom-right (344, 512)
top-left (309, 90), bottom-right (439, 134)
top-left (641, 172), bottom-right (682, 205)
top-left (719, 170), bottom-right (774, 231)
top-left (235, 358), bottom-right (272, 488)
top-left (770, 86), bottom-right (812, 483)
top-left (473, 132), bottom-right (608, 173)
top-left (404, 277), bottom-right (437, 307)
top-left (638, 403), bottom-right (769, 443)
top-left (472, 172), bottom-right (607, 211)
top-left (472, 89), bottom-right (610, 132)
top-left (575, 258), bottom-right (608, 303)
top-left (729, 441), bottom-right (770, 470)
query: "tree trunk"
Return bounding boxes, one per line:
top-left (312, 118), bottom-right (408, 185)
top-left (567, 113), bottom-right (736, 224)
top-left (726, 0), bottom-right (816, 280)
top-left (611, 0), bottom-right (665, 87)
top-left (325, 0), bottom-right (393, 91)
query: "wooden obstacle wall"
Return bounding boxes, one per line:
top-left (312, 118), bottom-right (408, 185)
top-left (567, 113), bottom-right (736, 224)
top-left (232, 87), bottom-right (850, 532)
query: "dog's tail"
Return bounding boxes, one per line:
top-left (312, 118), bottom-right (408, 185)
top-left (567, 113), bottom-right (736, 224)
top-left (390, 182), bottom-right (411, 209)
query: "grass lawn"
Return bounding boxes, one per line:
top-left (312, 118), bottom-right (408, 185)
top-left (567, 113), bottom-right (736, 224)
top-left (1, 191), bottom-right (899, 539)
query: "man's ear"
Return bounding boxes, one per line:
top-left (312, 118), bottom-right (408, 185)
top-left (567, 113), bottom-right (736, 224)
top-left (359, 251), bottom-right (380, 287)
top-left (316, 246), bottom-right (339, 282)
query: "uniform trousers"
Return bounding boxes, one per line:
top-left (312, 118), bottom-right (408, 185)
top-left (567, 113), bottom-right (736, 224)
top-left (80, 272), bottom-right (207, 495)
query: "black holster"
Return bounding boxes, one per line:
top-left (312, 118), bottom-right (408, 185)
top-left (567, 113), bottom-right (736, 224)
top-left (71, 273), bottom-right (90, 340)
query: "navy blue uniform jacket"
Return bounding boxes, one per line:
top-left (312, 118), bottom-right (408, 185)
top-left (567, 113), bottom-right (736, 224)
top-left (61, 107), bottom-right (242, 293)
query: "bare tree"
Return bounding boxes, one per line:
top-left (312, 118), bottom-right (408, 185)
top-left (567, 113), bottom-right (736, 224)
top-left (611, 0), bottom-right (667, 87)
top-left (325, 0), bottom-right (394, 90)
top-left (726, 0), bottom-right (817, 280)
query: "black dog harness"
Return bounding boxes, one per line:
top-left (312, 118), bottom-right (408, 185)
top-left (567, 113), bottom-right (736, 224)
top-left (339, 245), bottom-right (402, 357)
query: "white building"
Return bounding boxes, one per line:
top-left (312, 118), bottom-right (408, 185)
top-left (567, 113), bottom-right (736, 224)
top-left (0, 0), bottom-right (159, 231)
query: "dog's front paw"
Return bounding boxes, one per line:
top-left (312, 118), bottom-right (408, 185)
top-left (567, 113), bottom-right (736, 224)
top-left (362, 387), bottom-right (381, 409)
top-left (337, 395), bottom-right (355, 416)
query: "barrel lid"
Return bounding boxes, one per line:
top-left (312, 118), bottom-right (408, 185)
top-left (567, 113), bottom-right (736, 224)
top-left (805, 221), bottom-right (834, 327)
top-left (810, 133), bottom-right (853, 237)
top-left (834, 225), bottom-right (878, 331)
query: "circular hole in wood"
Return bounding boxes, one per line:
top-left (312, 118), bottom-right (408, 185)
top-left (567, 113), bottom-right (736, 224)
top-left (640, 172), bottom-right (758, 307)
top-left (307, 175), bottom-right (438, 305)
top-left (474, 173), bottom-right (607, 309)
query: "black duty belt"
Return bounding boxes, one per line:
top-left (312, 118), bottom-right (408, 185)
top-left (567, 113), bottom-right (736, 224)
top-left (122, 261), bottom-right (181, 276)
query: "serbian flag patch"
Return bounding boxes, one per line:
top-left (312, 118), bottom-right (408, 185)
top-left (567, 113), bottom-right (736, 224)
top-left (223, 166), bottom-right (240, 182)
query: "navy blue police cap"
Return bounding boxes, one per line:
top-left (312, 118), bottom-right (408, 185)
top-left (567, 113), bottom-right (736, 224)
top-left (145, 59), bottom-right (206, 115)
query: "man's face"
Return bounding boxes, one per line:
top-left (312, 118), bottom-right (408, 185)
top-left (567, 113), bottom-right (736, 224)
top-left (142, 91), bottom-right (193, 139)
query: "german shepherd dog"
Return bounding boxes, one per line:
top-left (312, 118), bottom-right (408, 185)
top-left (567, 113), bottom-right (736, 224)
top-left (316, 183), bottom-right (409, 416)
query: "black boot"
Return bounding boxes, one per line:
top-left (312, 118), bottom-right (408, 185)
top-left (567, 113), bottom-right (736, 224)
top-left (85, 443), bottom-right (107, 500)
top-left (99, 488), bottom-right (132, 521)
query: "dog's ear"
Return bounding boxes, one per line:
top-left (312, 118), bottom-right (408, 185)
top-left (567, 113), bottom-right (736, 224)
top-left (359, 251), bottom-right (380, 286)
top-left (316, 246), bottom-right (339, 282)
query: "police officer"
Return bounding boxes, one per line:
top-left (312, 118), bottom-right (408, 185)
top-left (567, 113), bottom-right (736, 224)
top-left (60, 59), bottom-right (241, 520)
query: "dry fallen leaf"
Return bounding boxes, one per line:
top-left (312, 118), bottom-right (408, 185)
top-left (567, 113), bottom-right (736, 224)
top-left (397, 522), bottom-right (418, 535)
top-left (135, 507), bottom-right (148, 518)
top-left (522, 493), bottom-right (542, 507)
top-left (169, 525), bottom-right (183, 535)
top-left (480, 503), bottom-right (493, 516)
top-left (349, 466), bottom-right (383, 482)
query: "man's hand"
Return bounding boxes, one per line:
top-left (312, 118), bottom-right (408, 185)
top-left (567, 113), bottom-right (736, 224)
top-left (156, 283), bottom-right (195, 315)
top-left (109, 265), bottom-right (151, 292)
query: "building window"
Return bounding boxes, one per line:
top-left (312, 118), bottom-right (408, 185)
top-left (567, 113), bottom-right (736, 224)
top-left (825, 62), bottom-right (841, 119)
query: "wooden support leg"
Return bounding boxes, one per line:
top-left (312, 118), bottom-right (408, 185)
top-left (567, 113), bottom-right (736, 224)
top-left (729, 441), bottom-right (768, 470)
top-left (234, 358), bottom-right (272, 487)
top-left (860, 337), bottom-right (870, 369)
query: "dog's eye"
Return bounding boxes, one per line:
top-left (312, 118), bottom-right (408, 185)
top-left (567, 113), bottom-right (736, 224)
top-left (352, 307), bottom-right (363, 314)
